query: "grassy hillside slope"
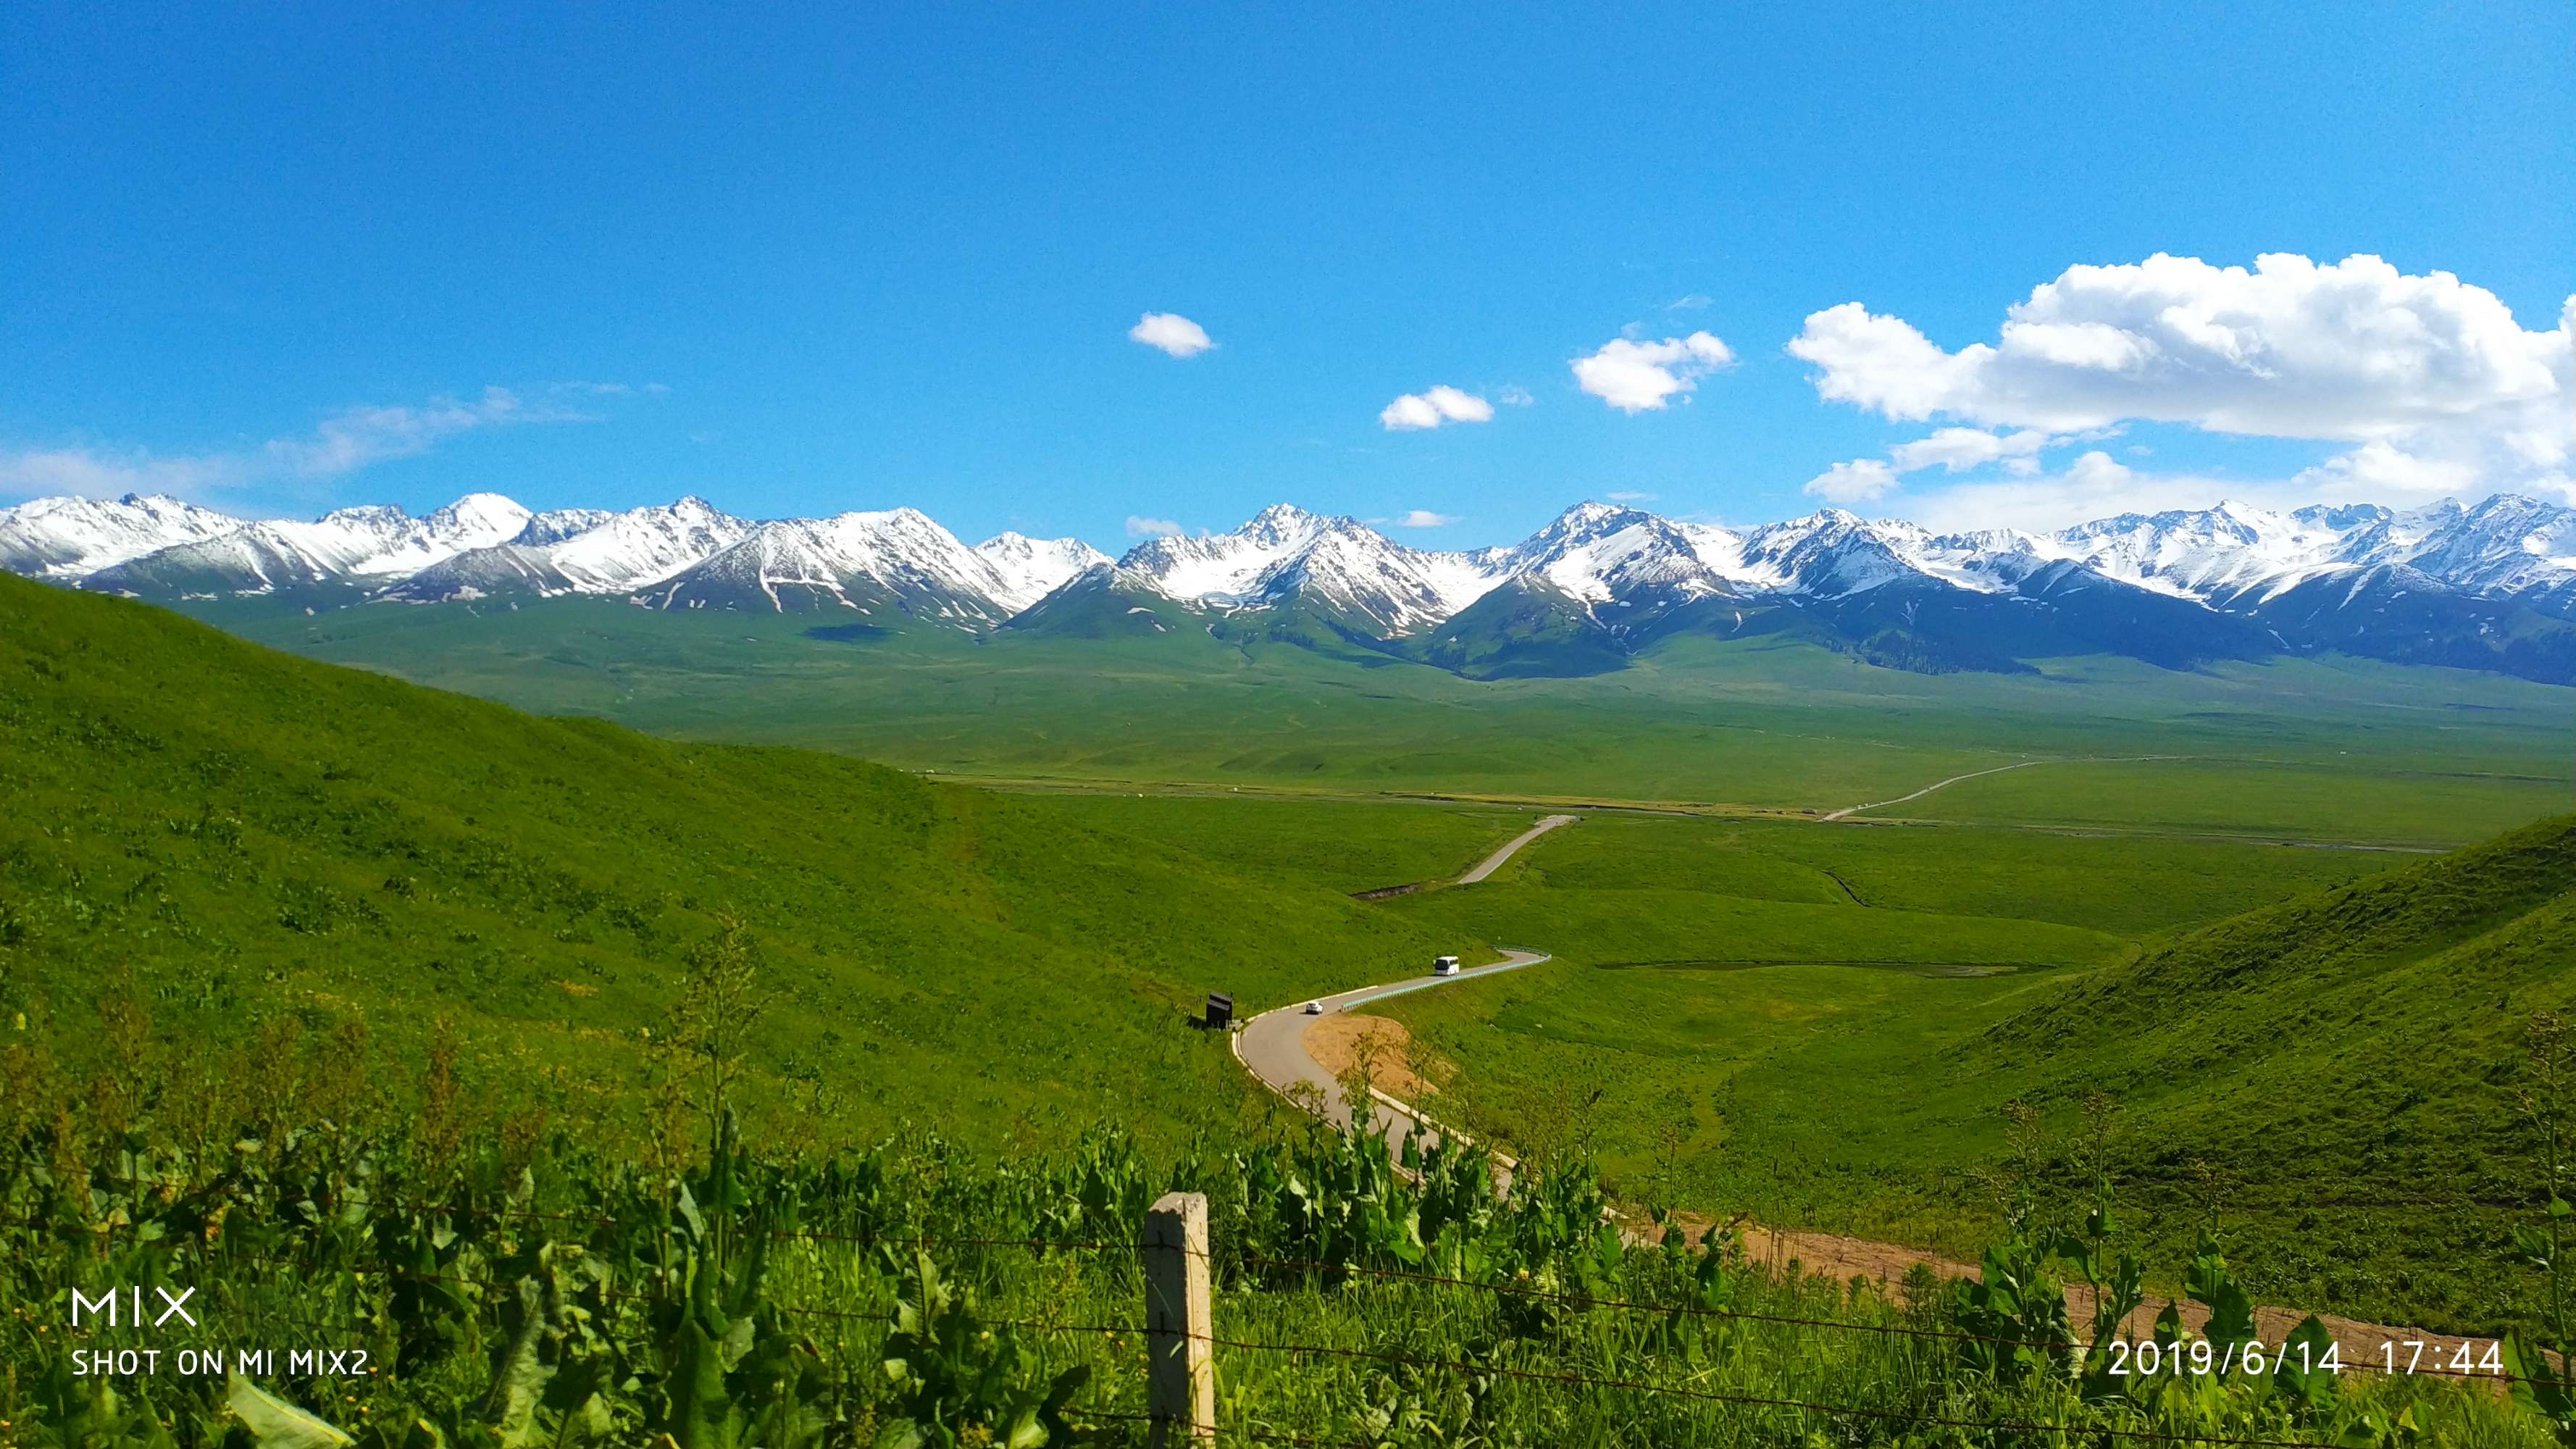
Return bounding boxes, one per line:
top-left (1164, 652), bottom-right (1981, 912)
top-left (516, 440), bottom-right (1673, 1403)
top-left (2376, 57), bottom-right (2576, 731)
top-left (1970, 812), bottom-right (2576, 1325)
top-left (1381, 809), bottom-right (2576, 1332)
top-left (0, 573), bottom-right (1458, 1149)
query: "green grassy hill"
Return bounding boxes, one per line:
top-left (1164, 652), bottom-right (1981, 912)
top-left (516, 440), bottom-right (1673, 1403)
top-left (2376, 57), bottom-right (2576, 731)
top-left (1378, 807), bottom-right (2575, 1332)
top-left (0, 572), bottom-right (1460, 1150)
top-left (1969, 811), bottom-right (2576, 1325)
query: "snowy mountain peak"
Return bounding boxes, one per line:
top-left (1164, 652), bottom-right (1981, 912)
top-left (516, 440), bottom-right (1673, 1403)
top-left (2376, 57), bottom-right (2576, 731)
top-left (514, 509), bottom-right (619, 547)
top-left (974, 532), bottom-right (1113, 611)
top-left (0, 493), bottom-right (246, 577)
top-left (1241, 503), bottom-right (1329, 540)
top-left (315, 504), bottom-right (411, 530)
top-left (426, 493), bottom-right (532, 536)
top-left (1484, 502), bottom-right (1731, 608)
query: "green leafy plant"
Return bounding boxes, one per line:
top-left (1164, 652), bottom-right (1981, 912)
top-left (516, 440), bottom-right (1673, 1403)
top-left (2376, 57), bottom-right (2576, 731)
top-left (875, 1253), bottom-right (1086, 1449)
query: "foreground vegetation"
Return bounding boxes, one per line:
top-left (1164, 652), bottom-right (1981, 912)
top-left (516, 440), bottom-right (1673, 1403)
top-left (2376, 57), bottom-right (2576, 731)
top-left (7, 965), bottom-right (2564, 1448)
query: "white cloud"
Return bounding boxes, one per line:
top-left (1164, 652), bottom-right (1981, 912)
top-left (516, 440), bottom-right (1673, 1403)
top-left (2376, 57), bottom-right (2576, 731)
top-left (1496, 385), bottom-right (1536, 407)
top-left (1379, 385), bottom-right (1494, 431)
top-left (1606, 490), bottom-right (1657, 502)
top-left (1572, 331), bottom-right (1736, 413)
top-left (1668, 293), bottom-right (1713, 312)
top-left (0, 387), bottom-right (587, 502)
top-left (1384, 509), bottom-right (1458, 528)
top-left (1887, 427), bottom-right (2054, 474)
top-left (1802, 459), bottom-right (1900, 504)
top-left (1128, 312), bottom-right (1215, 358)
top-left (1895, 451), bottom-right (2308, 533)
top-left (1125, 514), bottom-right (1184, 538)
top-left (2290, 439), bottom-right (2483, 497)
top-left (1789, 253), bottom-right (2574, 500)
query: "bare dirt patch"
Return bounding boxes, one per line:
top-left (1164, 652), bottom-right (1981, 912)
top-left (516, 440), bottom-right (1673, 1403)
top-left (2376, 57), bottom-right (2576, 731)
top-left (1626, 1208), bottom-right (2509, 1380)
top-left (1305, 1014), bottom-right (1448, 1101)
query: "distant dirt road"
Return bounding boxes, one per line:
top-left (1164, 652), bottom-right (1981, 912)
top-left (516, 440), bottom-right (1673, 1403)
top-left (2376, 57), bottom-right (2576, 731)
top-left (1458, 813), bottom-right (1578, 882)
top-left (1821, 756), bottom-right (2182, 822)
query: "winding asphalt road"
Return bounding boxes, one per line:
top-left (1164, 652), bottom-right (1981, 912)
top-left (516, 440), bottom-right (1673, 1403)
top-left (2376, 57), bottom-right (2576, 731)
top-left (1234, 948), bottom-right (1549, 1160)
top-left (1234, 814), bottom-right (1573, 1161)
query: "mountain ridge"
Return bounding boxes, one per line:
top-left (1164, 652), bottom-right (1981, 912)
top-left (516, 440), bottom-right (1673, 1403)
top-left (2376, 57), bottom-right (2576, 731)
top-left (7, 488), bottom-right (2573, 682)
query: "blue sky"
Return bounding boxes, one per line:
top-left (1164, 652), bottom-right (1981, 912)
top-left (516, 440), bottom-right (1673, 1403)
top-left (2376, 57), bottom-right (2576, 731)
top-left (4, 1), bottom-right (2572, 548)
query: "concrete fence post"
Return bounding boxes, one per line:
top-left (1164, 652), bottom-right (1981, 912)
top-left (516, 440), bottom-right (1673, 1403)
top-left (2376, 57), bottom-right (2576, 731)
top-left (1142, 1190), bottom-right (1216, 1447)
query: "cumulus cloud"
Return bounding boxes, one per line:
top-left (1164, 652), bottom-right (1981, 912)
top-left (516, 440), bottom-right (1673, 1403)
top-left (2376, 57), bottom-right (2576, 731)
top-left (1572, 331), bottom-right (1736, 413)
top-left (2289, 440), bottom-right (2483, 498)
top-left (0, 387), bottom-right (590, 503)
top-left (1802, 459), bottom-right (1900, 504)
top-left (1128, 312), bottom-right (1215, 358)
top-left (1495, 385), bottom-right (1536, 406)
top-left (1789, 253), bottom-right (2574, 501)
top-left (1379, 385), bottom-right (1494, 431)
top-left (1384, 509), bottom-right (1458, 528)
top-left (1887, 427), bottom-right (2054, 474)
top-left (1125, 515), bottom-right (1184, 538)
top-left (1795, 428), bottom-right (2065, 510)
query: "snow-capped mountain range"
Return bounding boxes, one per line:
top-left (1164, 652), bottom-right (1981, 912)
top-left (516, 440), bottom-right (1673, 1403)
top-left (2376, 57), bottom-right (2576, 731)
top-left (6, 489), bottom-right (2575, 682)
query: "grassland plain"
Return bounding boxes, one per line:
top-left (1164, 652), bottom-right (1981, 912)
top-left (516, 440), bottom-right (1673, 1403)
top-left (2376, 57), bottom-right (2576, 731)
top-left (994, 790), bottom-right (1536, 895)
top-left (209, 594), bottom-right (2575, 842)
top-left (1371, 809), bottom-right (2576, 1336)
top-left (0, 573), bottom-right (1468, 1157)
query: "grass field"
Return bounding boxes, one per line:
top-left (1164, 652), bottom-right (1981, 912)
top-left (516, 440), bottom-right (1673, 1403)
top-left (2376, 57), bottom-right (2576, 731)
top-left (1005, 791), bottom-right (1535, 894)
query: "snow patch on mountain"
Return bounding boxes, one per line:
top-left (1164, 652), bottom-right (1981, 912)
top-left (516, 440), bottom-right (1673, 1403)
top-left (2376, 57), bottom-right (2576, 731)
top-left (1113, 504), bottom-right (1509, 635)
top-left (974, 532), bottom-right (1114, 611)
top-left (544, 496), bottom-right (748, 590)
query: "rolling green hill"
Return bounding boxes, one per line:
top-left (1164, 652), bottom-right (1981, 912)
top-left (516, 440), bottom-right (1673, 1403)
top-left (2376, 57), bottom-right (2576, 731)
top-left (1968, 811), bottom-right (2576, 1320)
top-left (0, 572), bottom-right (1460, 1151)
top-left (1376, 806), bottom-right (2576, 1332)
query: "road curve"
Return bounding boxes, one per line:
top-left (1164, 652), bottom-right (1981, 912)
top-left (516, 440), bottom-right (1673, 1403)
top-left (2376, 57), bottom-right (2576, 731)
top-left (1458, 814), bottom-right (1578, 883)
top-left (1235, 949), bottom-right (1549, 1162)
